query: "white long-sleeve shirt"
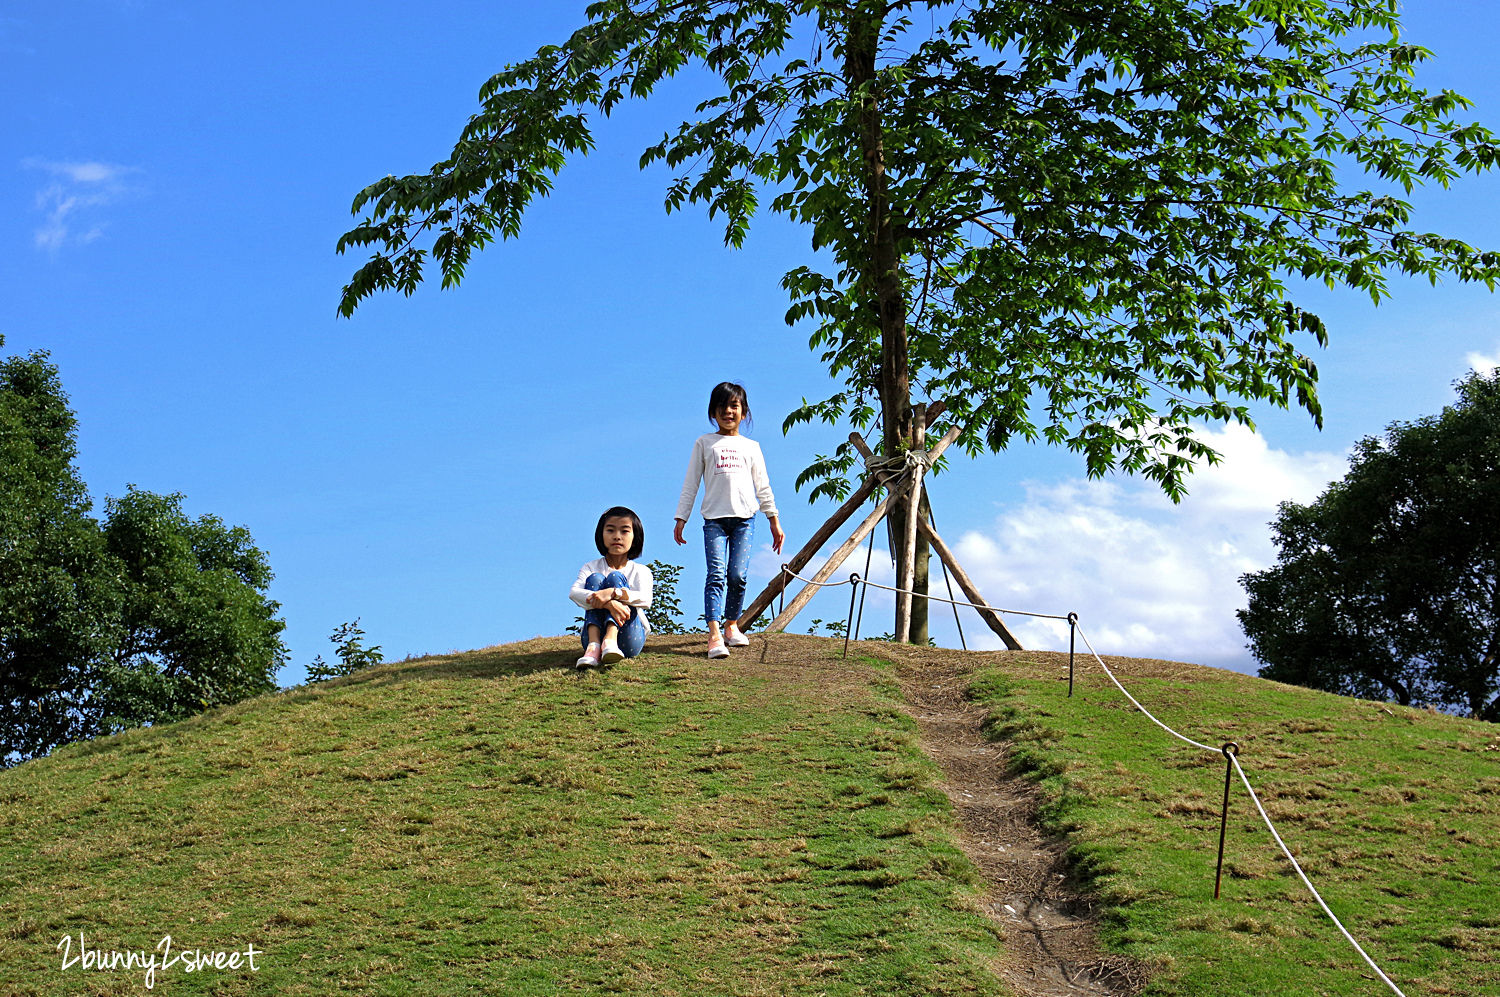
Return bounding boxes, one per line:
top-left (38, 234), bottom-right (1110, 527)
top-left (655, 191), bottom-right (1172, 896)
top-left (674, 433), bottom-right (779, 522)
top-left (569, 558), bottom-right (654, 632)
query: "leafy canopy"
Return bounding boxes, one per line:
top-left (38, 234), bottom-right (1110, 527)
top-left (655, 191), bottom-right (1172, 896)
top-left (99, 487), bottom-right (286, 730)
top-left (337, 0), bottom-right (1500, 499)
top-left (0, 340), bottom-right (286, 765)
top-left (0, 341), bottom-right (119, 764)
top-left (1239, 369), bottom-right (1500, 720)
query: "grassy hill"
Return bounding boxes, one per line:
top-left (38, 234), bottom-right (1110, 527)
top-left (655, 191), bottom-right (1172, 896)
top-left (949, 646), bottom-right (1500, 997)
top-left (1, 635), bottom-right (1008, 996)
top-left (1, 634), bottom-right (1495, 995)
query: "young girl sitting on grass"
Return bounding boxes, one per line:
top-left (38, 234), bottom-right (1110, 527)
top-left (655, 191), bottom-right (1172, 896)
top-left (674, 382), bottom-right (785, 659)
top-left (570, 506), bottom-right (654, 668)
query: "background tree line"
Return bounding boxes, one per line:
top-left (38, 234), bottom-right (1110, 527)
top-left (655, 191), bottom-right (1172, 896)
top-left (1, 337), bottom-right (286, 766)
top-left (1241, 370), bottom-right (1500, 720)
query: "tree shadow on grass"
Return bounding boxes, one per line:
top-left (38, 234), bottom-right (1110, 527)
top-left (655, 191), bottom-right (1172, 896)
top-left (331, 634), bottom-right (712, 691)
top-left (350, 638), bottom-right (578, 687)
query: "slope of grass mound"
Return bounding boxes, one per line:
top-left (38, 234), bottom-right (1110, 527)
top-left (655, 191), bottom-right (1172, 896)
top-left (1, 635), bottom-right (1008, 996)
top-left (958, 649), bottom-right (1499, 997)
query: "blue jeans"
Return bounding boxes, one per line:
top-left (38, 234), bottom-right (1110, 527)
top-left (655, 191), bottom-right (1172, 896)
top-left (580, 571), bottom-right (646, 658)
top-left (703, 517), bottom-right (754, 625)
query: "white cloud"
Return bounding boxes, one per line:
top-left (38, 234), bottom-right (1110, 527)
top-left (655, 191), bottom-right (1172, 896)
top-left (22, 158), bottom-right (137, 252)
top-left (947, 425), bottom-right (1347, 672)
top-left (740, 425), bottom-right (1346, 670)
top-left (52, 161), bottom-right (128, 184)
top-left (1467, 346), bottom-right (1499, 377)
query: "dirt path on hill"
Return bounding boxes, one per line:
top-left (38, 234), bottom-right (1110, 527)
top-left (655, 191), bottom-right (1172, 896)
top-left (870, 643), bottom-right (1148, 997)
top-left (658, 631), bottom-right (1147, 995)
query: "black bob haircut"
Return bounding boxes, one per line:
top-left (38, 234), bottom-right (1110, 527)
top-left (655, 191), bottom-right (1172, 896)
top-left (595, 506), bottom-right (645, 560)
top-left (708, 381), bottom-right (751, 425)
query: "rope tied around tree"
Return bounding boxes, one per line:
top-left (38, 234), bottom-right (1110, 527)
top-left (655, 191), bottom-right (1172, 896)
top-left (863, 447), bottom-right (934, 480)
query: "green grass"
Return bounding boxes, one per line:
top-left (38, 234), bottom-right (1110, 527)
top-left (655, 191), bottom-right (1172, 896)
top-left (960, 650), bottom-right (1500, 997)
top-left (6, 636), bottom-right (1496, 996)
top-left (0, 635), bottom-right (1009, 996)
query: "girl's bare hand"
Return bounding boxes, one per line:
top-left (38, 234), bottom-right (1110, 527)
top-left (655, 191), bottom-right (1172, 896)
top-left (673, 519), bottom-right (687, 545)
top-left (608, 600), bottom-right (631, 627)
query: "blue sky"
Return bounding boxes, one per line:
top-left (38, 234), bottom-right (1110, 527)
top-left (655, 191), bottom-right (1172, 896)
top-left (4, 2), bottom-right (1498, 683)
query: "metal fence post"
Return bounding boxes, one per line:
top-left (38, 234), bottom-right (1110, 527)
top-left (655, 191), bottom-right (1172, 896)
top-left (1215, 742), bottom-right (1239, 899)
top-left (928, 503), bottom-right (966, 650)
top-left (853, 536), bottom-right (874, 642)
top-left (843, 574), bottom-right (860, 659)
top-left (1067, 612), bottom-right (1078, 697)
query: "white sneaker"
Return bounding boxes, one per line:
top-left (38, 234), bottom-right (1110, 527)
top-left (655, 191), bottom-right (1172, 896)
top-left (707, 636), bottom-right (730, 659)
top-left (724, 624), bottom-right (750, 647)
top-left (576, 643), bottom-right (600, 669)
top-left (599, 639), bottom-right (624, 665)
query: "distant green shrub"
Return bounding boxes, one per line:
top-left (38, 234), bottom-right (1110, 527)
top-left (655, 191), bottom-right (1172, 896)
top-left (306, 620), bottom-right (383, 683)
top-left (644, 560), bottom-right (688, 634)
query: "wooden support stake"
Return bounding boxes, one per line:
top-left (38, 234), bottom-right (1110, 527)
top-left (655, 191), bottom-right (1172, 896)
top-left (737, 465), bottom-right (892, 628)
top-left (843, 424), bottom-right (962, 470)
top-left (895, 462), bottom-right (923, 643)
top-left (762, 489), bottom-right (899, 633)
top-left (916, 517), bottom-right (1024, 650)
top-left (899, 402), bottom-right (928, 645)
top-left (740, 425), bottom-right (962, 630)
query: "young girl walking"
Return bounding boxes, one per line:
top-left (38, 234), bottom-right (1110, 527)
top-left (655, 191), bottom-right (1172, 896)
top-left (570, 506), bottom-right (654, 668)
top-left (674, 382), bottom-right (785, 659)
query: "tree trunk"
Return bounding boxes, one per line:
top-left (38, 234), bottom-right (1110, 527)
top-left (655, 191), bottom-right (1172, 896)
top-left (1379, 668), bottom-right (1413, 707)
top-left (1471, 574), bottom-right (1500, 719)
top-left (846, 7), bottom-right (920, 642)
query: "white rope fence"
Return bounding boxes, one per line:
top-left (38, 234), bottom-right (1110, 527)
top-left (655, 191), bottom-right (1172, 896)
top-left (858, 576), bottom-right (1073, 622)
top-left (773, 565), bottom-right (1408, 997)
top-left (772, 566), bottom-right (1073, 621)
top-left (1075, 626), bottom-right (1221, 755)
top-left (1229, 753), bottom-right (1408, 997)
top-left (1075, 624), bottom-right (1407, 996)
